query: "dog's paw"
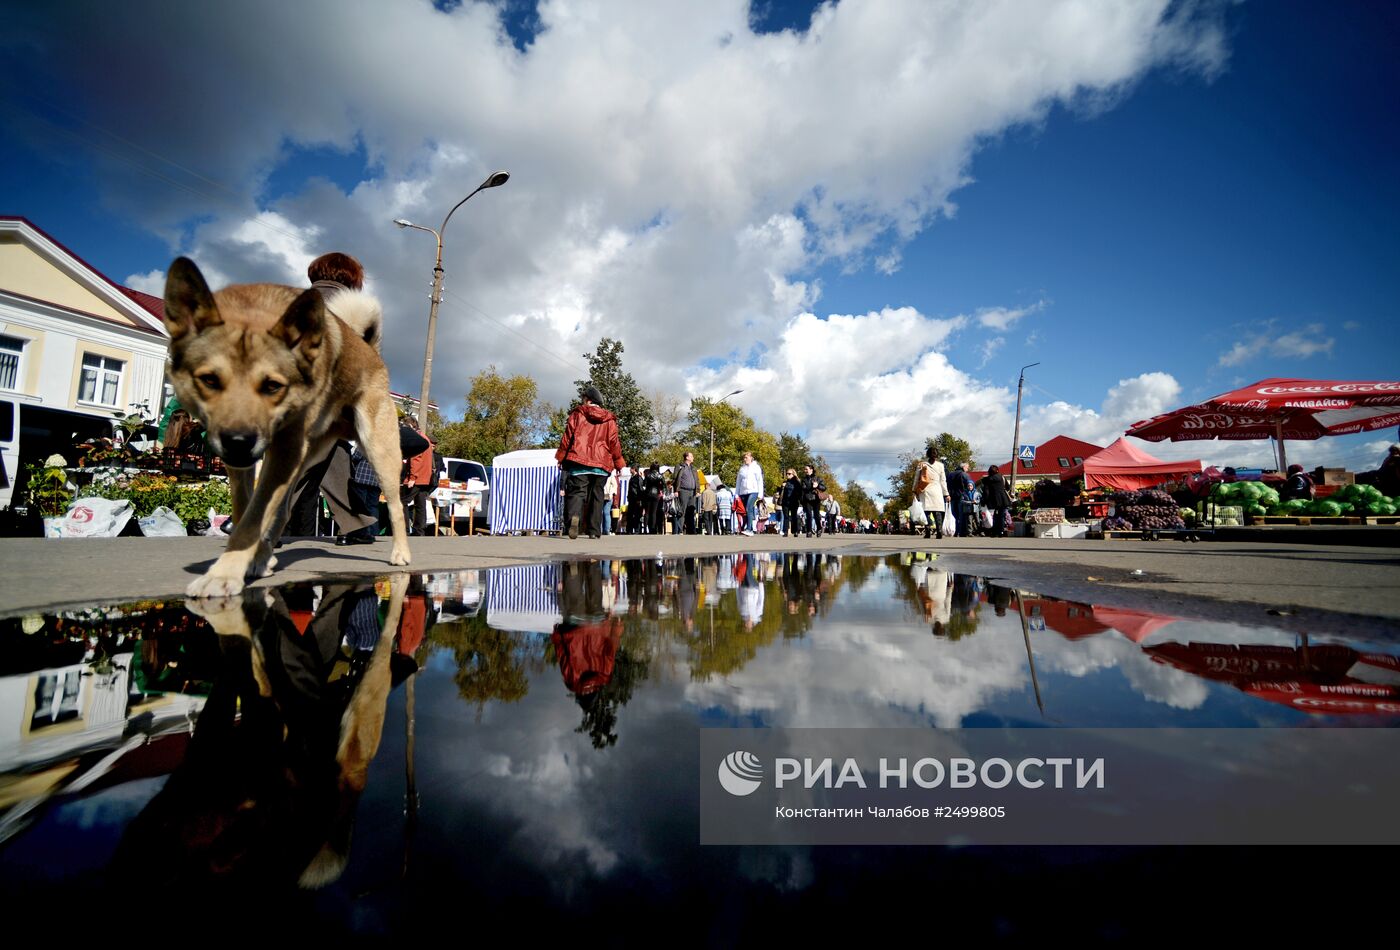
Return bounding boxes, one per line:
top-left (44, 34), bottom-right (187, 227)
top-left (182, 595), bottom-right (253, 636)
top-left (389, 545), bottom-right (411, 567)
top-left (187, 570), bottom-right (246, 599)
top-left (251, 553), bottom-right (278, 578)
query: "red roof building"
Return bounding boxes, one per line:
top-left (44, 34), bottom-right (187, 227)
top-left (971, 434), bottom-right (1104, 482)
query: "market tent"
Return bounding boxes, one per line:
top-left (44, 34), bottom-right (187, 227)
top-left (1062, 437), bottom-right (1201, 490)
top-left (1125, 377), bottom-right (1400, 470)
top-left (489, 449), bottom-right (562, 534)
top-left (485, 562), bottom-right (561, 630)
top-left (1092, 606), bottom-right (1179, 644)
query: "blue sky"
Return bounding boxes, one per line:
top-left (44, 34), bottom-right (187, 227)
top-left (1, 0), bottom-right (1396, 486)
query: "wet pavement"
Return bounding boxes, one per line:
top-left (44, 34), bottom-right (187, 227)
top-left (1, 553), bottom-right (1397, 938)
top-left (3, 531), bottom-right (1399, 625)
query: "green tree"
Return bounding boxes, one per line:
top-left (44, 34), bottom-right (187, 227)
top-left (680, 397), bottom-right (779, 492)
top-left (435, 366), bottom-right (552, 461)
top-left (777, 432), bottom-right (812, 477)
top-left (569, 338), bottom-right (655, 465)
top-left (884, 433), bottom-right (977, 516)
top-left (843, 480), bottom-right (879, 521)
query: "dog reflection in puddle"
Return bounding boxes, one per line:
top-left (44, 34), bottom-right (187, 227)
top-left (111, 575), bottom-right (412, 889)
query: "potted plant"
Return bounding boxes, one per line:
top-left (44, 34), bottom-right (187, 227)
top-left (24, 458), bottom-right (73, 534)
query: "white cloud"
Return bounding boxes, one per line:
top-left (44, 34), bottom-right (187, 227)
top-left (978, 336), bottom-right (1005, 367)
top-left (2, 0), bottom-right (1235, 476)
top-left (976, 300), bottom-right (1045, 331)
top-left (1217, 321), bottom-right (1335, 367)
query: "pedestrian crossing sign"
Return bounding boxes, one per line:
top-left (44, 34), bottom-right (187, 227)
top-left (1018, 444), bottom-right (1036, 462)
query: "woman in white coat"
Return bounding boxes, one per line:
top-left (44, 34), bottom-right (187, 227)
top-left (916, 447), bottom-right (951, 540)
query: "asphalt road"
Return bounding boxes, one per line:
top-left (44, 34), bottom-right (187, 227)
top-left (3, 532), bottom-right (1398, 636)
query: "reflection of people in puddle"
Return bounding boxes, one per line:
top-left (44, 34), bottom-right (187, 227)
top-left (675, 557), bottom-right (699, 632)
top-left (553, 559), bottom-right (624, 748)
top-left (111, 576), bottom-right (409, 891)
top-left (738, 554), bottom-right (764, 630)
top-left (911, 561), bottom-right (952, 635)
top-left (986, 583), bottom-right (1014, 617)
top-left (782, 552), bottom-right (814, 616)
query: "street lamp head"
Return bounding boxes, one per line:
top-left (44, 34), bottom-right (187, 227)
top-left (393, 218), bottom-right (414, 229)
top-left (482, 171), bottom-right (510, 189)
top-left (725, 389), bottom-right (744, 399)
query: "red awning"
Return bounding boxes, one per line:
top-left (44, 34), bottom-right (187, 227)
top-left (1062, 437), bottom-right (1201, 490)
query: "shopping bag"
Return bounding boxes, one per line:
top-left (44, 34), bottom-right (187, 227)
top-left (909, 498), bottom-right (926, 525)
top-left (44, 497), bottom-right (134, 538)
top-left (979, 508), bottom-right (994, 530)
top-left (942, 509), bottom-right (957, 536)
top-left (138, 505), bottom-right (187, 537)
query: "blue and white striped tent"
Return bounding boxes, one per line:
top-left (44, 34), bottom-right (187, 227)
top-left (485, 562), bottom-right (560, 631)
top-left (489, 449), bottom-right (562, 534)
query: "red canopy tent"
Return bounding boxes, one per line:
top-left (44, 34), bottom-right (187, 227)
top-left (1125, 378), bottom-right (1400, 471)
top-left (1061, 437), bottom-right (1201, 490)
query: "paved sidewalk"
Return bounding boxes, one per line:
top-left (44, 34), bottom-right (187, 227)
top-left (3, 532), bottom-right (1399, 631)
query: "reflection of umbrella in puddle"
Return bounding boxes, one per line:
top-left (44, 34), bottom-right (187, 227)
top-left (1145, 640), bottom-right (1400, 715)
top-left (1091, 606), bottom-right (1180, 644)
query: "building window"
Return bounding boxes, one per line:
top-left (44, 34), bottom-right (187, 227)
top-left (79, 353), bottom-right (124, 407)
top-left (0, 334), bottom-right (24, 390)
top-left (1073, 456), bottom-right (1083, 465)
top-left (1057, 457), bottom-right (1070, 467)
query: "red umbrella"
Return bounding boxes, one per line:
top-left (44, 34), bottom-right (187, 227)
top-left (1125, 378), bottom-right (1400, 470)
top-left (1144, 641), bottom-right (1400, 717)
top-left (1091, 605), bottom-right (1179, 644)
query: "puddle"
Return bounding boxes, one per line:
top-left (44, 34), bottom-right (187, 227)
top-left (1, 553), bottom-right (1396, 933)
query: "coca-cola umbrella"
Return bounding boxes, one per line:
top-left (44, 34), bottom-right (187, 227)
top-left (1125, 378), bottom-right (1400, 470)
top-left (1144, 640), bottom-right (1400, 716)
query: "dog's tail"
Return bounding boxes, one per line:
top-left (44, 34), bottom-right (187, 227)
top-left (323, 289), bottom-right (384, 352)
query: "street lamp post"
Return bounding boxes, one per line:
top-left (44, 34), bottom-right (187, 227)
top-left (1009, 362), bottom-right (1040, 498)
top-left (709, 389), bottom-right (743, 475)
top-left (394, 170), bottom-right (510, 431)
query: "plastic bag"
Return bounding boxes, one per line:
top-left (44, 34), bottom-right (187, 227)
top-left (942, 509), bottom-right (957, 537)
top-left (138, 505), bottom-right (186, 537)
top-left (979, 508), bottom-right (994, 529)
top-left (203, 508), bottom-right (231, 537)
top-left (909, 498), bottom-right (926, 525)
top-left (43, 497), bottom-right (134, 538)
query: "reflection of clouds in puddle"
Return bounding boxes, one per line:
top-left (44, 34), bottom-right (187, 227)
top-left (1032, 631), bottom-right (1210, 710)
top-left (682, 616), bottom-right (1030, 729)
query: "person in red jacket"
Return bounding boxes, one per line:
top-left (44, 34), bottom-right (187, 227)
top-left (556, 384), bottom-right (627, 539)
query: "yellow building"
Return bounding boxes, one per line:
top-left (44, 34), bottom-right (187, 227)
top-left (0, 217), bottom-right (170, 505)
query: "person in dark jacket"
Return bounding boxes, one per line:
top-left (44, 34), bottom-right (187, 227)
top-left (780, 467), bottom-right (802, 537)
top-left (1279, 464), bottom-right (1315, 502)
top-left (627, 466), bottom-right (647, 534)
top-left (1377, 446), bottom-right (1400, 498)
top-left (979, 465), bottom-right (1013, 538)
top-left (556, 385), bottom-right (627, 539)
top-left (643, 464), bottom-right (666, 535)
top-left (675, 451), bottom-right (700, 534)
top-left (800, 464), bottom-right (825, 537)
top-left (947, 463), bottom-right (975, 537)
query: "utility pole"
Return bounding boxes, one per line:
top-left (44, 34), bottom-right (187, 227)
top-left (1009, 362), bottom-right (1040, 497)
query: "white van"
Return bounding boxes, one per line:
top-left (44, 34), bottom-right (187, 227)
top-left (439, 457), bottom-right (490, 532)
top-left (0, 397), bottom-right (17, 509)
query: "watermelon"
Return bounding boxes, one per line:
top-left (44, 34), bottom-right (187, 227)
top-left (1312, 500), bottom-right (1343, 517)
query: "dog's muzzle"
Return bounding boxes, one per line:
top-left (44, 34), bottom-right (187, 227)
top-left (213, 430), bottom-right (264, 468)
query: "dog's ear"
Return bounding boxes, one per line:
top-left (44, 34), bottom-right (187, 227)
top-left (163, 257), bottom-right (222, 340)
top-left (272, 288), bottom-right (326, 358)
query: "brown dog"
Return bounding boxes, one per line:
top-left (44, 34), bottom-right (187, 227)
top-left (163, 257), bottom-right (410, 597)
